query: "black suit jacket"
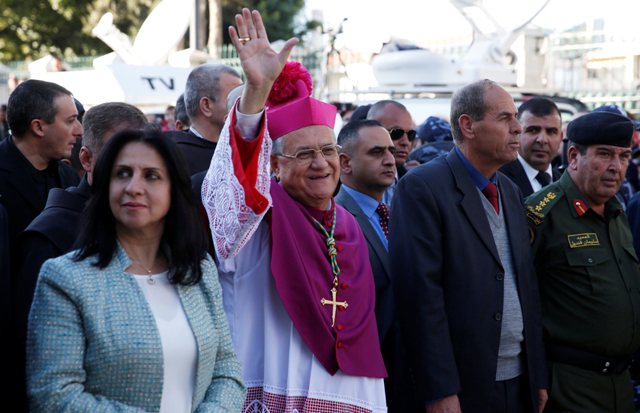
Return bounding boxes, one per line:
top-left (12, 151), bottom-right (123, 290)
top-left (390, 150), bottom-right (547, 412)
top-left (167, 130), bottom-right (217, 176)
top-left (15, 178), bottom-right (90, 332)
top-left (500, 159), bottom-right (562, 197)
top-left (0, 137), bottom-right (79, 258)
top-left (11, 179), bottom-right (90, 412)
top-left (0, 204), bottom-right (11, 407)
top-left (335, 187), bottom-right (417, 413)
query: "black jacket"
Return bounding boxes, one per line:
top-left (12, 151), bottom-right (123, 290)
top-left (167, 130), bottom-right (217, 175)
top-left (390, 151), bottom-right (547, 412)
top-left (15, 177), bottom-right (91, 321)
top-left (11, 179), bottom-right (89, 413)
top-left (0, 136), bottom-right (79, 412)
top-left (500, 159), bottom-right (562, 198)
top-left (0, 137), bottom-right (79, 254)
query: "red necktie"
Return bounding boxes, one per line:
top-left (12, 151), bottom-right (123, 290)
top-left (376, 203), bottom-right (390, 239)
top-left (482, 183), bottom-right (500, 214)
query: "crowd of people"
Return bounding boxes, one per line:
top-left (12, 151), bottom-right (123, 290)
top-left (2, 7), bottom-right (640, 413)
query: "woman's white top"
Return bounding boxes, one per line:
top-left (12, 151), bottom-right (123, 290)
top-left (132, 271), bottom-right (197, 413)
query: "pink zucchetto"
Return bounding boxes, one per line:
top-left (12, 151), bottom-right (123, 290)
top-left (266, 61), bottom-right (337, 139)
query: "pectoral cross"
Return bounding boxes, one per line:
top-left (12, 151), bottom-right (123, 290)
top-left (321, 286), bottom-right (348, 327)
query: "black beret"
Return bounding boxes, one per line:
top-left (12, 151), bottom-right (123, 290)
top-left (567, 111), bottom-right (633, 147)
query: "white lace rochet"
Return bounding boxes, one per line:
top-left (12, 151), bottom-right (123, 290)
top-left (201, 115), bottom-right (272, 260)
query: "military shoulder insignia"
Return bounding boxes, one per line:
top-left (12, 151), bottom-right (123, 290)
top-left (526, 189), bottom-right (561, 225)
top-left (573, 199), bottom-right (588, 216)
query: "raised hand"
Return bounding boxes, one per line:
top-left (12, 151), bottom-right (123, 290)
top-left (229, 8), bottom-right (299, 114)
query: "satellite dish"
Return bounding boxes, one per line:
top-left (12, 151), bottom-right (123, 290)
top-left (133, 0), bottom-right (191, 66)
top-left (92, 12), bottom-right (138, 64)
top-left (93, 12), bottom-right (115, 37)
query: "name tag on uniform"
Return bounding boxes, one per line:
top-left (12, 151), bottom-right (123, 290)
top-left (567, 233), bottom-right (600, 248)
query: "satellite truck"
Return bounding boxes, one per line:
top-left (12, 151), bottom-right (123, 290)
top-left (332, 0), bottom-right (587, 126)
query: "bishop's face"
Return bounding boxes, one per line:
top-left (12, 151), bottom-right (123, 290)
top-left (271, 125), bottom-right (340, 210)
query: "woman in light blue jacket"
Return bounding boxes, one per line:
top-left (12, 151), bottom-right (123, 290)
top-left (26, 129), bottom-right (245, 412)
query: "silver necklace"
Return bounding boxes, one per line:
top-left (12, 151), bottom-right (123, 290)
top-left (137, 262), bottom-right (155, 285)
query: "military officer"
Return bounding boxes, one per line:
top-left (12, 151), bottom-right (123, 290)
top-left (526, 111), bottom-right (640, 413)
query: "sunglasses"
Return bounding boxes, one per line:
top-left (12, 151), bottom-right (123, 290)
top-left (388, 128), bottom-right (417, 142)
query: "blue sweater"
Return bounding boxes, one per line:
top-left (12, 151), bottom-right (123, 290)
top-left (26, 244), bottom-right (245, 412)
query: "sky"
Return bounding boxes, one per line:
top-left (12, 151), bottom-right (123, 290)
top-left (304, 0), bottom-right (640, 54)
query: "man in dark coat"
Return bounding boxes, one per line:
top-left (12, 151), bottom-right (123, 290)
top-left (335, 119), bottom-right (396, 349)
top-left (1, 78), bottom-right (82, 413)
top-left (500, 97), bottom-right (563, 197)
top-left (172, 64), bottom-right (242, 175)
top-left (11, 102), bottom-right (147, 413)
top-left (390, 79), bottom-right (548, 413)
top-left (0, 80), bottom-right (82, 260)
top-left (336, 119), bottom-right (417, 412)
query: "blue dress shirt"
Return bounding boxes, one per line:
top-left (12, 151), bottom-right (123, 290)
top-left (341, 184), bottom-right (389, 250)
top-left (455, 147), bottom-right (498, 191)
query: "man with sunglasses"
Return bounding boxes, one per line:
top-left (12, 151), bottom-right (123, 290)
top-left (367, 100), bottom-right (418, 207)
top-left (367, 100), bottom-right (418, 178)
top-left (390, 79), bottom-right (548, 413)
top-left (202, 9), bottom-right (386, 412)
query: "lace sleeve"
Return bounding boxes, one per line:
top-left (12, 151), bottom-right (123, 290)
top-left (201, 112), bottom-right (272, 260)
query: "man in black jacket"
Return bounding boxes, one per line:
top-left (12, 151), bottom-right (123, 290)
top-left (1, 78), bottom-right (82, 412)
top-left (0, 80), bottom-right (82, 260)
top-left (391, 80), bottom-right (548, 413)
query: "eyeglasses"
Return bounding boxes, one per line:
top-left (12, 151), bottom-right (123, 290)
top-left (277, 144), bottom-right (342, 164)
top-left (388, 128), bottom-right (417, 142)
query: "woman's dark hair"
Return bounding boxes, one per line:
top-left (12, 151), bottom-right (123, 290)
top-left (74, 128), bottom-right (208, 285)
